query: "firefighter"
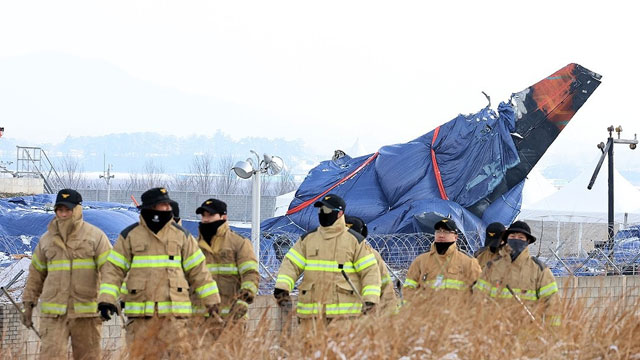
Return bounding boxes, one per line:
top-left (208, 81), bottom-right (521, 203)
top-left (473, 220), bottom-right (561, 326)
top-left (273, 194), bottom-right (381, 333)
top-left (97, 187), bottom-right (221, 354)
top-left (474, 222), bottom-right (506, 269)
top-left (169, 200), bottom-right (181, 224)
top-left (22, 189), bottom-right (112, 360)
top-left (191, 198), bottom-right (259, 324)
top-left (345, 215), bottom-right (398, 311)
top-left (403, 218), bottom-right (482, 300)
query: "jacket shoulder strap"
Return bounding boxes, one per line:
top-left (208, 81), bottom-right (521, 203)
top-left (531, 256), bottom-right (547, 271)
top-left (120, 223), bottom-right (139, 239)
top-left (171, 222), bottom-right (191, 238)
top-left (473, 246), bottom-right (487, 258)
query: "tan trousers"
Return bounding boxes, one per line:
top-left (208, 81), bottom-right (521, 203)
top-left (39, 316), bottom-right (101, 360)
top-left (125, 317), bottom-right (189, 359)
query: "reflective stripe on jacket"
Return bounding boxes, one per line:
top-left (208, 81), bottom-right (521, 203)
top-left (23, 206), bottom-right (112, 318)
top-left (97, 216), bottom-right (220, 317)
top-left (274, 216), bottom-right (381, 319)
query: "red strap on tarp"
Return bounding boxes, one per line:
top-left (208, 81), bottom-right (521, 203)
top-left (431, 126), bottom-right (449, 200)
top-left (286, 152), bottom-right (380, 215)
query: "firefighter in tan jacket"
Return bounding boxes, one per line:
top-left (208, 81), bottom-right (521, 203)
top-left (345, 215), bottom-right (398, 311)
top-left (474, 222), bottom-right (506, 269)
top-left (473, 221), bottom-right (561, 326)
top-left (22, 189), bottom-right (112, 360)
top-left (404, 219), bottom-right (482, 301)
top-left (273, 194), bottom-right (381, 332)
top-left (97, 188), bottom-right (221, 352)
top-left (191, 198), bottom-right (259, 322)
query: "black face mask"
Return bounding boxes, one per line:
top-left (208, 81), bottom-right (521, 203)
top-left (485, 237), bottom-right (501, 253)
top-left (507, 239), bottom-right (529, 261)
top-left (318, 211), bottom-right (340, 227)
top-left (141, 208), bottom-right (173, 234)
top-left (435, 242), bottom-right (454, 255)
top-left (199, 220), bottom-right (226, 244)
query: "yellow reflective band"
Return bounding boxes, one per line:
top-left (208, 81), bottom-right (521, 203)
top-left (473, 279), bottom-right (491, 293)
top-left (362, 285), bottom-right (381, 297)
top-left (97, 251), bottom-right (110, 267)
top-left (539, 282), bottom-right (558, 298)
top-left (326, 303), bottom-right (362, 315)
top-left (426, 278), bottom-right (466, 290)
top-left (120, 282), bottom-right (128, 295)
top-left (285, 248), bottom-right (306, 269)
top-left (276, 274), bottom-right (295, 291)
top-left (381, 274), bottom-right (392, 286)
top-left (72, 258), bottom-right (96, 270)
top-left (305, 260), bottom-right (356, 273)
top-left (183, 250), bottom-right (205, 271)
top-left (32, 254), bottom-right (47, 272)
top-left (124, 301), bottom-right (193, 316)
top-left (74, 302), bottom-right (97, 313)
top-left (403, 278), bottom-right (418, 288)
top-left (239, 261), bottom-right (258, 274)
top-left (296, 302), bottom-right (320, 315)
top-left (131, 255), bottom-right (182, 268)
top-left (547, 315), bottom-right (562, 327)
top-left (241, 281), bottom-right (258, 294)
top-left (354, 254), bottom-right (377, 272)
top-left (99, 283), bottom-right (120, 299)
top-left (195, 281), bottom-right (219, 298)
top-left (207, 263), bottom-right (239, 275)
top-left (157, 301), bottom-right (192, 314)
top-left (107, 250), bottom-right (130, 270)
top-left (47, 260), bottom-right (70, 271)
top-left (41, 302), bottom-right (67, 315)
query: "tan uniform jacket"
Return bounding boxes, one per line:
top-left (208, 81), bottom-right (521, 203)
top-left (275, 216), bottom-right (381, 319)
top-left (475, 246), bottom-right (509, 270)
top-left (403, 243), bottom-right (481, 299)
top-left (23, 206), bottom-right (112, 318)
top-left (97, 216), bottom-right (220, 317)
top-left (473, 247), bottom-right (561, 326)
top-left (370, 247), bottom-right (398, 309)
top-left (191, 222), bottom-right (259, 316)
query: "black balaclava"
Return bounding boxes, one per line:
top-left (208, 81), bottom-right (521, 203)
top-left (141, 208), bottom-right (173, 234)
top-left (199, 220), bottom-right (226, 244)
top-left (319, 211), bottom-right (340, 227)
top-left (507, 239), bottom-right (529, 261)
top-left (435, 242), bottom-right (454, 255)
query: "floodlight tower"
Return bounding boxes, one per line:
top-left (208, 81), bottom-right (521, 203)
top-left (232, 151), bottom-right (284, 259)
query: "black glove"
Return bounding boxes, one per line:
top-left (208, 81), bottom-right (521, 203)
top-left (273, 288), bottom-right (291, 307)
top-left (362, 301), bottom-right (376, 315)
top-left (238, 289), bottom-right (255, 304)
top-left (98, 302), bottom-right (119, 321)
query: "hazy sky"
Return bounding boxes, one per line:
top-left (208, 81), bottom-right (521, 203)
top-left (1, 1), bottom-right (638, 172)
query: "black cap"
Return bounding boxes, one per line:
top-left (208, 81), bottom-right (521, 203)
top-left (345, 215), bottom-right (368, 238)
top-left (196, 198), bottom-right (227, 216)
top-left (55, 189), bottom-right (82, 209)
top-left (139, 187), bottom-right (172, 209)
top-left (502, 220), bottom-right (536, 243)
top-left (169, 200), bottom-right (180, 220)
top-left (485, 222), bottom-right (506, 242)
top-left (313, 194), bottom-right (346, 212)
top-left (434, 218), bottom-right (458, 232)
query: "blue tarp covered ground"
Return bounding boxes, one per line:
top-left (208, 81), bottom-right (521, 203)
top-left (262, 102), bottom-right (524, 254)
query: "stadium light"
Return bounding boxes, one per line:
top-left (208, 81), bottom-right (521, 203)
top-left (232, 150), bottom-right (284, 259)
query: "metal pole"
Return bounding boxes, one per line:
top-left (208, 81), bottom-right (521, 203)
top-left (608, 136), bottom-right (614, 246)
top-left (106, 164), bottom-right (112, 202)
top-left (251, 170), bottom-right (261, 260)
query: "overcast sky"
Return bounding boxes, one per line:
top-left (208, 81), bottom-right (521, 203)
top-left (1, 0), bottom-right (638, 172)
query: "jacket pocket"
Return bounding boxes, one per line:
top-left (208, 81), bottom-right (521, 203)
top-left (335, 282), bottom-right (358, 303)
top-left (41, 283), bottom-right (58, 300)
top-left (74, 280), bottom-right (98, 299)
top-left (125, 278), bottom-right (146, 302)
top-left (298, 281), bottom-right (315, 304)
top-left (131, 238), bottom-right (147, 254)
top-left (169, 276), bottom-right (190, 302)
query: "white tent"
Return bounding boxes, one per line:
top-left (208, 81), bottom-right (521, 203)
top-left (521, 167), bottom-right (558, 208)
top-left (518, 167), bottom-right (640, 224)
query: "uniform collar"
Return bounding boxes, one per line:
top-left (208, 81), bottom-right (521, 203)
top-left (317, 215), bottom-right (347, 238)
top-left (429, 241), bottom-right (458, 257)
top-left (511, 246), bottom-right (531, 267)
top-left (47, 205), bottom-right (84, 246)
top-left (138, 214), bottom-right (174, 238)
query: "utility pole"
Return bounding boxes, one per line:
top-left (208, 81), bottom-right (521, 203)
top-left (588, 126), bottom-right (638, 249)
top-left (99, 154), bottom-right (115, 202)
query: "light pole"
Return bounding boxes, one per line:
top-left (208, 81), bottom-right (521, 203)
top-left (99, 154), bottom-right (115, 202)
top-left (232, 151), bottom-right (284, 259)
